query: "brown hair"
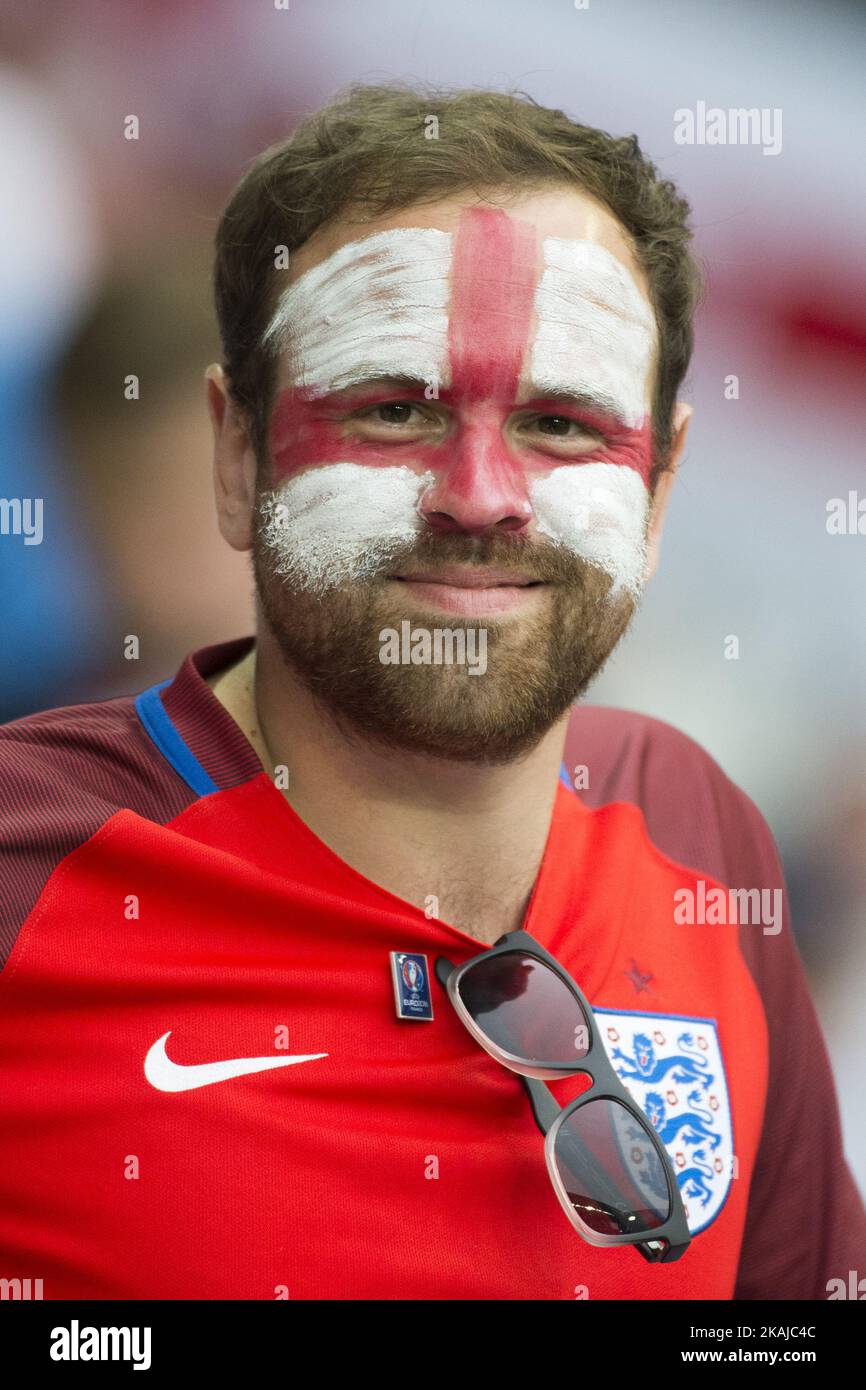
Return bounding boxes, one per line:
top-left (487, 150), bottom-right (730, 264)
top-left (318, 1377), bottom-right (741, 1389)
top-left (214, 82), bottom-right (704, 485)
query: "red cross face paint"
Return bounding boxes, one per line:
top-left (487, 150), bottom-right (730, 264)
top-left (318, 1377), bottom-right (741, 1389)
top-left (258, 207), bottom-right (657, 600)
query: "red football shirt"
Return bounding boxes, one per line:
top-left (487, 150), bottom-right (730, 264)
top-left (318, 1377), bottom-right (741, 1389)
top-left (0, 636), bottom-right (863, 1298)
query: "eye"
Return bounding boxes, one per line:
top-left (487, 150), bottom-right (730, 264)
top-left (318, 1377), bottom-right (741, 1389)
top-left (521, 414), bottom-right (607, 449)
top-left (543, 415), bottom-right (575, 437)
top-left (351, 399), bottom-right (442, 442)
top-left (366, 402), bottom-right (427, 426)
top-left (533, 414), bottom-right (598, 438)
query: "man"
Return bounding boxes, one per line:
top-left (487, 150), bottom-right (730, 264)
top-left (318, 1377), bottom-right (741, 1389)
top-left (1, 83), bottom-right (863, 1300)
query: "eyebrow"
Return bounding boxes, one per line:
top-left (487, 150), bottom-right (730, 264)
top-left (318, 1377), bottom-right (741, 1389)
top-left (517, 385), bottom-right (629, 425)
top-left (326, 372), bottom-right (429, 395)
top-left (321, 374), bottom-right (630, 424)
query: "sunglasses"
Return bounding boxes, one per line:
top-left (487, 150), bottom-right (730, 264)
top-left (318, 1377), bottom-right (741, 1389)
top-left (435, 928), bottom-right (691, 1263)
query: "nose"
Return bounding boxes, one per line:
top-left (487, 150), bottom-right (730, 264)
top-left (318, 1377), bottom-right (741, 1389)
top-left (418, 416), bottom-right (533, 536)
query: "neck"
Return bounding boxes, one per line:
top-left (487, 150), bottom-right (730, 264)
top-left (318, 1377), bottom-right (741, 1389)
top-left (208, 626), bottom-right (571, 945)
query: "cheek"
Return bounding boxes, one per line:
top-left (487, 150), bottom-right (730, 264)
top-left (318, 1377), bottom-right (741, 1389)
top-left (529, 462), bottom-right (651, 598)
top-left (256, 461), bottom-right (434, 594)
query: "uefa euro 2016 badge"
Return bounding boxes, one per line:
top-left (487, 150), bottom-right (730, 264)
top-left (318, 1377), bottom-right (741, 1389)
top-left (390, 952), bottom-right (434, 1021)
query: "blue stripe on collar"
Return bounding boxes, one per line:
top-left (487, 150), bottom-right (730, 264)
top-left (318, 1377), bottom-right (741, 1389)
top-left (134, 680), bottom-right (220, 797)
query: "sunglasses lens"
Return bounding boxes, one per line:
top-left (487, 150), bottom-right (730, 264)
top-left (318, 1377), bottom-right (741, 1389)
top-left (456, 950), bottom-right (590, 1063)
top-left (552, 1097), bottom-right (672, 1236)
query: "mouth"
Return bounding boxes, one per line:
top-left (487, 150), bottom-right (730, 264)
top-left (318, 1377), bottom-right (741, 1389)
top-left (387, 566), bottom-right (547, 617)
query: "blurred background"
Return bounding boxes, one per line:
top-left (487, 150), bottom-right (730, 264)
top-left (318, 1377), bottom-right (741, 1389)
top-left (1, 0), bottom-right (863, 1193)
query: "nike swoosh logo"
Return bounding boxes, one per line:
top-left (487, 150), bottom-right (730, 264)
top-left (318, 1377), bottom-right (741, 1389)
top-left (144, 1031), bottom-right (328, 1093)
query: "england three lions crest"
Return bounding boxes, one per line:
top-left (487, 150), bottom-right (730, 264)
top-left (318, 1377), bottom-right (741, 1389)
top-left (595, 1009), bottom-right (734, 1235)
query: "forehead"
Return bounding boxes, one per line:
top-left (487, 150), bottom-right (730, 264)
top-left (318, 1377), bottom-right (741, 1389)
top-left (286, 185), bottom-right (648, 292)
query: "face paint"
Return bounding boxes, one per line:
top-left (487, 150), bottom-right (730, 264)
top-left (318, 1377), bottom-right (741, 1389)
top-left (433, 204), bottom-right (538, 513)
top-left (258, 461), bottom-right (434, 593)
top-left (263, 227), bottom-right (452, 392)
top-left (261, 207), bottom-right (657, 594)
top-left (531, 237), bottom-right (656, 430)
top-left (528, 462), bottom-right (649, 597)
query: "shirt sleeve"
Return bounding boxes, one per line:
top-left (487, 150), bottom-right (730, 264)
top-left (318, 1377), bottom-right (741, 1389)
top-left (731, 806), bottom-right (866, 1299)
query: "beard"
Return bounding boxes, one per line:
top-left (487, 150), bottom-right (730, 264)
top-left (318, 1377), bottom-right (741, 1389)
top-left (251, 497), bottom-right (642, 767)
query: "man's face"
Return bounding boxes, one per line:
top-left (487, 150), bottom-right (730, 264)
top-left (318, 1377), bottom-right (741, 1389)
top-left (250, 186), bottom-right (660, 763)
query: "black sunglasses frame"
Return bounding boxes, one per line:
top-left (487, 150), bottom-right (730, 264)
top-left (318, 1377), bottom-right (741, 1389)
top-left (434, 928), bottom-right (692, 1264)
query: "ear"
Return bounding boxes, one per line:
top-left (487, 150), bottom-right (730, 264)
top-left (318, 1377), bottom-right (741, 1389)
top-left (206, 364), bottom-right (258, 553)
top-left (643, 401), bottom-right (692, 582)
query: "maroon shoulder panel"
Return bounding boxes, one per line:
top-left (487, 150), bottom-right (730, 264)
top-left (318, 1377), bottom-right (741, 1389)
top-left (0, 638), bottom-right (261, 971)
top-left (0, 691), bottom-right (196, 969)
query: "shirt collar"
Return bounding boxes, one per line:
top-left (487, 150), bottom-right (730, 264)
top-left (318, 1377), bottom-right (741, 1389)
top-left (156, 634), bottom-right (263, 790)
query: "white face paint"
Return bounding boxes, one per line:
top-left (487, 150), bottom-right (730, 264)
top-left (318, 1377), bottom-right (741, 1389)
top-left (263, 227), bottom-right (453, 395)
top-left (258, 462), bottom-right (434, 593)
top-left (528, 463), bottom-right (650, 597)
top-left (531, 238), bottom-right (656, 430)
